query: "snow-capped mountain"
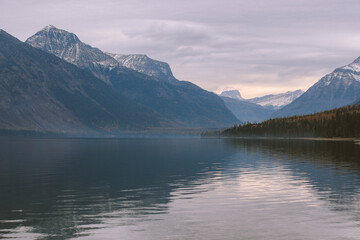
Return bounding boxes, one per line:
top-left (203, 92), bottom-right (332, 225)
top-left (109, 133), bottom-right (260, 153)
top-left (248, 90), bottom-right (304, 110)
top-left (220, 90), bottom-right (244, 100)
top-left (274, 56), bottom-right (360, 117)
top-left (26, 25), bottom-right (123, 84)
top-left (26, 25), bottom-right (238, 128)
top-left (108, 53), bottom-right (178, 83)
top-left (0, 29), bottom-right (166, 133)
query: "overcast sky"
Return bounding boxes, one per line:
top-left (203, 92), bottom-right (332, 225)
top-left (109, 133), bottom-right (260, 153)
top-left (1, 0), bottom-right (360, 98)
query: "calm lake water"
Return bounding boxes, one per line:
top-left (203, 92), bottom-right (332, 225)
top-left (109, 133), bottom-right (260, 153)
top-left (0, 137), bottom-right (360, 240)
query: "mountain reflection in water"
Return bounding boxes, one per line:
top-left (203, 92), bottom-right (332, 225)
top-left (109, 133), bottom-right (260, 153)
top-left (0, 137), bottom-right (360, 240)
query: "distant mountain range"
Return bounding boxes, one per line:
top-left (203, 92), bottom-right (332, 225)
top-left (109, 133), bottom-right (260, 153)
top-left (25, 25), bottom-right (238, 129)
top-left (218, 89), bottom-right (303, 122)
top-left (248, 90), bottom-right (304, 110)
top-left (220, 59), bottom-right (360, 120)
top-left (0, 29), bottom-right (166, 134)
top-left (274, 57), bottom-right (360, 117)
top-left (2, 24), bottom-right (359, 134)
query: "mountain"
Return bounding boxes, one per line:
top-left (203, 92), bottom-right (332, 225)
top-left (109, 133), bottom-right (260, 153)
top-left (220, 90), bottom-right (244, 100)
top-left (26, 26), bottom-right (238, 128)
top-left (108, 53), bottom-right (178, 84)
top-left (248, 90), bottom-right (304, 110)
top-left (25, 25), bottom-right (122, 85)
top-left (0, 29), bottom-right (166, 134)
top-left (220, 96), bottom-right (274, 123)
top-left (274, 57), bottom-right (360, 117)
top-left (218, 89), bottom-right (297, 122)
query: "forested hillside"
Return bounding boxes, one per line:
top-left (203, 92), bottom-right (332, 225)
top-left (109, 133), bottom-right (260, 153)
top-left (204, 104), bottom-right (360, 138)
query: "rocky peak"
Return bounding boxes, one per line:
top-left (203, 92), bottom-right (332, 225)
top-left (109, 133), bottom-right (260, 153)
top-left (354, 56), bottom-right (360, 63)
top-left (108, 53), bottom-right (178, 83)
top-left (340, 56), bottom-right (360, 73)
top-left (319, 56), bottom-right (360, 87)
top-left (274, 56), bottom-right (360, 117)
top-left (29, 25), bottom-right (81, 46)
top-left (43, 25), bottom-right (56, 30)
top-left (220, 90), bottom-right (244, 100)
top-left (26, 25), bottom-right (120, 83)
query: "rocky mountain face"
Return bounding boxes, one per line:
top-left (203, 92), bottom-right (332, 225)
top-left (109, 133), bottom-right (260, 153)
top-left (108, 53), bottom-right (178, 84)
top-left (220, 90), bottom-right (244, 100)
top-left (26, 25), bottom-right (123, 85)
top-left (0, 29), bottom-right (166, 133)
top-left (248, 90), bottom-right (304, 110)
top-left (274, 57), bottom-right (360, 117)
top-left (26, 26), bottom-right (238, 128)
top-left (220, 96), bottom-right (274, 123)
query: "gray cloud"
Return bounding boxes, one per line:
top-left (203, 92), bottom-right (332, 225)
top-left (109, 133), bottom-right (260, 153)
top-left (1, 0), bottom-right (359, 97)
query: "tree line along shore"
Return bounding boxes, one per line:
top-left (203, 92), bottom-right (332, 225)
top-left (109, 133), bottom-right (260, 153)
top-left (202, 104), bottom-right (360, 138)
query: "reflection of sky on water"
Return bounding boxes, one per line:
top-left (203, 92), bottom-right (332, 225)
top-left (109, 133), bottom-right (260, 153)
top-left (0, 137), bottom-right (360, 239)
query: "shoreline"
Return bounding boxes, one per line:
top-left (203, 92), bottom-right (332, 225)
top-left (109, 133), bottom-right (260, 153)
top-left (202, 136), bottom-right (360, 142)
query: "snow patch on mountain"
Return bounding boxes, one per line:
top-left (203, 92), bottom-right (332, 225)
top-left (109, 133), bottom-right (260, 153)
top-left (26, 25), bottom-right (121, 84)
top-left (248, 90), bottom-right (304, 110)
top-left (274, 55), bottom-right (360, 117)
top-left (337, 57), bottom-right (360, 82)
top-left (108, 53), bottom-right (178, 83)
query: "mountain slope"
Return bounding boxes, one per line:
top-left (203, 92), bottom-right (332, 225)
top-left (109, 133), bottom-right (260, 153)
top-left (25, 25), bottom-right (123, 85)
top-left (0, 29), bottom-right (166, 133)
top-left (274, 57), bottom-right (360, 117)
top-left (248, 90), bottom-right (304, 110)
top-left (108, 53), bottom-right (178, 83)
top-left (26, 26), bottom-right (238, 127)
top-left (220, 96), bottom-right (273, 123)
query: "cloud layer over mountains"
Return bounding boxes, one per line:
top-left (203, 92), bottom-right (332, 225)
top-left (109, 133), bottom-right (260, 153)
top-left (1, 0), bottom-right (360, 97)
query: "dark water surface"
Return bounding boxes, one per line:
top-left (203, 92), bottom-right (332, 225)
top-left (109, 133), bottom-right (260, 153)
top-left (1, 137), bottom-right (360, 239)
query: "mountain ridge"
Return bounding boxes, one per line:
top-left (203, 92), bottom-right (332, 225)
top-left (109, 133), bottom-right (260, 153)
top-left (26, 25), bottom-right (122, 84)
top-left (0, 29), bottom-right (167, 133)
top-left (274, 56), bottom-right (360, 117)
top-left (26, 25), bottom-right (238, 128)
top-left (248, 89), bottom-right (304, 110)
top-left (108, 53), bottom-right (178, 84)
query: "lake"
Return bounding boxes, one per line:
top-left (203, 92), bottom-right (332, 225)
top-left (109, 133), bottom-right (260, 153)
top-left (0, 137), bottom-right (360, 239)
